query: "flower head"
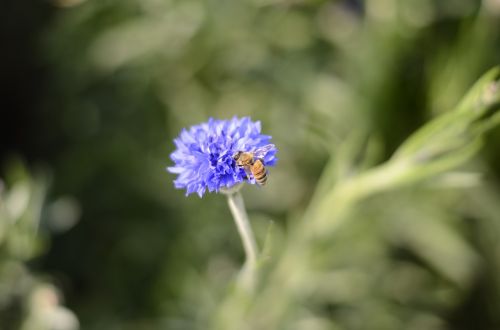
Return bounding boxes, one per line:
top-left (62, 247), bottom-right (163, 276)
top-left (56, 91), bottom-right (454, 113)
top-left (167, 117), bottom-right (278, 197)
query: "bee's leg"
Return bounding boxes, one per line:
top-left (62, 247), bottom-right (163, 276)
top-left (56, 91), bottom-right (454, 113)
top-left (243, 167), bottom-right (253, 182)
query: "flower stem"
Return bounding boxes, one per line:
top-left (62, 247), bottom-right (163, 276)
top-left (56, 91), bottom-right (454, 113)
top-left (226, 191), bottom-right (259, 269)
top-left (226, 191), bottom-right (259, 290)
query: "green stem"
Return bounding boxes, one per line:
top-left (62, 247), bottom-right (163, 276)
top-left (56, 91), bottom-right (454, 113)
top-left (226, 191), bottom-right (259, 290)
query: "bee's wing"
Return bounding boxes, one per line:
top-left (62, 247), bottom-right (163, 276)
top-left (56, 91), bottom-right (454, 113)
top-left (253, 144), bottom-right (275, 159)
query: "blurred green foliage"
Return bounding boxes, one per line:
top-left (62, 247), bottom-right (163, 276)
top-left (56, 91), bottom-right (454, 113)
top-left (0, 161), bottom-right (78, 330)
top-left (2, 0), bottom-right (500, 329)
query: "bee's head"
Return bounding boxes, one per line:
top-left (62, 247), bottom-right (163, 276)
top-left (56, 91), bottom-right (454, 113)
top-left (233, 151), bottom-right (242, 160)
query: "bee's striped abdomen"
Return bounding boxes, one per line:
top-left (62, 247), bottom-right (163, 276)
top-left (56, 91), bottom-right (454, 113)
top-left (252, 159), bottom-right (268, 185)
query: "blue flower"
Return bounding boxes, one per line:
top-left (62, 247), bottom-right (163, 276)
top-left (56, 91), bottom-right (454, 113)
top-left (167, 117), bottom-right (278, 197)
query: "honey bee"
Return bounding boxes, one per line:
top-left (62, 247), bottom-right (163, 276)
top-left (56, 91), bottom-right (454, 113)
top-left (233, 144), bottom-right (275, 185)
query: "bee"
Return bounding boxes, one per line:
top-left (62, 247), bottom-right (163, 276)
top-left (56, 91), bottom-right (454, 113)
top-left (233, 144), bottom-right (275, 186)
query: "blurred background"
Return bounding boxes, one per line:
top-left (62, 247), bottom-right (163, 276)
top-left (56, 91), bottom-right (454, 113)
top-left (1, 0), bottom-right (500, 329)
